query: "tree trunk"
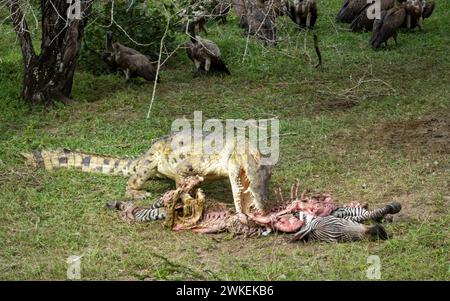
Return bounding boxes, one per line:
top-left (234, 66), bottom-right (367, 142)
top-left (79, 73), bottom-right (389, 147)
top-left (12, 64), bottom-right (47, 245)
top-left (7, 0), bottom-right (93, 106)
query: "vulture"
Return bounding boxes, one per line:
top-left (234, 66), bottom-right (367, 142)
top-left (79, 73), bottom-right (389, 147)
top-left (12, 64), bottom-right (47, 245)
top-left (270, 0), bottom-right (289, 17)
top-left (336, 0), bottom-right (368, 23)
top-left (404, 0), bottom-right (424, 29)
top-left (103, 33), bottom-right (158, 82)
top-left (246, 0), bottom-right (278, 45)
top-left (286, 0), bottom-right (318, 29)
top-left (211, 0), bottom-right (232, 23)
top-left (370, 1), bottom-right (407, 49)
top-left (179, 9), bottom-right (208, 35)
top-left (401, 0), bottom-right (435, 29)
top-left (422, 0), bottom-right (435, 19)
top-left (351, 0), bottom-right (395, 32)
top-left (185, 21), bottom-right (231, 76)
top-left (232, 0), bottom-right (249, 28)
top-left (232, 0), bottom-right (279, 43)
top-left (194, 13), bottom-right (208, 35)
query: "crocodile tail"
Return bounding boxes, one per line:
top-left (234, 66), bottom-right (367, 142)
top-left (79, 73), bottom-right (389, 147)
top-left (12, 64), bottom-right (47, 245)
top-left (21, 149), bottom-right (137, 176)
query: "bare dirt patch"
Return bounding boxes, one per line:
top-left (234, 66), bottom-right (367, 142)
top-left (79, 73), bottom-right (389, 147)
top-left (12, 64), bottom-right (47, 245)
top-left (386, 193), bottom-right (443, 222)
top-left (371, 116), bottom-right (450, 154)
top-left (311, 99), bottom-right (358, 114)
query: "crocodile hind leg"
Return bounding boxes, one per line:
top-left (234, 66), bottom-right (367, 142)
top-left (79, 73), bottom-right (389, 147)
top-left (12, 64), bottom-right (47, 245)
top-left (125, 156), bottom-right (159, 200)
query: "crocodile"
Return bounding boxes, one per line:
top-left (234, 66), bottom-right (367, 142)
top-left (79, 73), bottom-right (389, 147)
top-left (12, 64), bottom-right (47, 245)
top-left (21, 132), bottom-right (273, 213)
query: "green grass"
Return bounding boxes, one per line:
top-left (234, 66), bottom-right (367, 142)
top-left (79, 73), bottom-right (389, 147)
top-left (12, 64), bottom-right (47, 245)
top-left (0, 1), bottom-right (449, 280)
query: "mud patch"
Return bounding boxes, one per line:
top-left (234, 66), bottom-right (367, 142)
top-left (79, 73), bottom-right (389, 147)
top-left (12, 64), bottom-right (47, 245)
top-left (370, 115), bottom-right (450, 154)
top-left (384, 193), bottom-right (440, 222)
top-left (311, 99), bottom-right (358, 114)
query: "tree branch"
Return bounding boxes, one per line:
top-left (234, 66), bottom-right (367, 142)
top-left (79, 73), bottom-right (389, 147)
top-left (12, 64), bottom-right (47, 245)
top-left (5, 0), bottom-right (36, 66)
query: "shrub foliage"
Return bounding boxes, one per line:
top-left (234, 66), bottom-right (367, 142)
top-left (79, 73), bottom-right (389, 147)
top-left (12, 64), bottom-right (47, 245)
top-left (80, 0), bottom-right (178, 74)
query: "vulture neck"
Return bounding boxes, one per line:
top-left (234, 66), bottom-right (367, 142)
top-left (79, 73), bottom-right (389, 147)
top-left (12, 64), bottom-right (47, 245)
top-left (188, 23), bottom-right (198, 44)
top-left (106, 34), bottom-right (113, 52)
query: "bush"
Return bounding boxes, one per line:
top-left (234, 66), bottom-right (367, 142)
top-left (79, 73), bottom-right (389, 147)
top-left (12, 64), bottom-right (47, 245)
top-left (79, 0), bottom-right (178, 75)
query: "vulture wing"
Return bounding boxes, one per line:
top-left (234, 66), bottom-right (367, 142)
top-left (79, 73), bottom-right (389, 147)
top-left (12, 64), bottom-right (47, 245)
top-left (422, 0), bottom-right (435, 19)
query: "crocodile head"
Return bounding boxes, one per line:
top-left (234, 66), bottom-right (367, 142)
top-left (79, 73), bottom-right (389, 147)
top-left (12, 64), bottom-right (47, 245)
top-left (237, 163), bottom-right (272, 213)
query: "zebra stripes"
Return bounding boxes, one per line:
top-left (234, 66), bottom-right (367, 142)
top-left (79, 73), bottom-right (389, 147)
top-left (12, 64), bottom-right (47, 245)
top-left (133, 195), bottom-right (167, 222)
top-left (109, 197), bottom-right (400, 243)
top-left (330, 202), bottom-right (401, 223)
top-left (291, 215), bottom-right (388, 243)
top-left (133, 207), bottom-right (167, 222)
top-left (107, 195), bottom-right (167, 223)
top-left (291, 202), bottom-right (401, 243)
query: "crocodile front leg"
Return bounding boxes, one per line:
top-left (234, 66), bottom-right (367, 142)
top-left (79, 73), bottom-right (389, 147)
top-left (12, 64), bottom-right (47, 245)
top-left (228, 167), bottom-right (243, 213)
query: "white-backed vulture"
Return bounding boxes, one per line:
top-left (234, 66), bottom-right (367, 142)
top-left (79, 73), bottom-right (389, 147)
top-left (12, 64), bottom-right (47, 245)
top-left (422, 0), bottom-right (435, 19)
top-left (336, 0), bottom-right (368, 23)
top-left (351, 0), bottom-right (395, 32)
top-left (245, 0), bottom-right (278, 45)
top-left (370, 1), bottom-right (406, 49)
top-left (286, 0), bottom-right (318, 29)
top-left (232, 0), bottom-right (249, 28)
top-left (103, 33), bottom-right (158, 82)
top-left (400, 0), bottom-right (435, 29)
top-left (404, 0), bottom-right (424, 29)
top-left (185, 21), bottom-right (231, 75)
top-left (211, 0), bottom-right (232, 23)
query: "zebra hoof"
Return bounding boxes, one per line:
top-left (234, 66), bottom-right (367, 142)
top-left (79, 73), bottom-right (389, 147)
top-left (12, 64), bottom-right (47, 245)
top-left (106, 201), bottom-right (119, 210)
top-left (387, 202), bottom-right (402, 214)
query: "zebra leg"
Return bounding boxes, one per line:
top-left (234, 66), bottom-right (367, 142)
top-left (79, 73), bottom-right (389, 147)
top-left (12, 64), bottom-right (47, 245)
top-left (149, 195), bottom-right (165, 209)
top-left (133, 207), bottom-right (166, 222)
top-left (291, 216), bottom-right (389, 243)
top-left (331, 202), bottom-right (401, 223)
top-left (106, 200), bottom-right (166, 223)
